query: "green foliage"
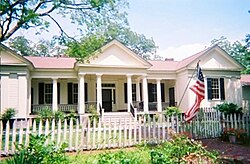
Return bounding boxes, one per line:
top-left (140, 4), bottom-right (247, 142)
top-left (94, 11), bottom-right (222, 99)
top-left (37, 107), bottom-right (54, 122)
top-left (37, 108), bottom-right (77, 123)
top-left (8, 36), bottom-right (65, 57)
top-left (54, 111), bottom-right (65, 122)
top-left (70, 135), bottom-right (218, 163)
top-left (150, 135), bottom-right (218, 163)
top-left (88, 105), bottom-right (99, 124)
top-left (214, 102), bottom-right (242, 114)
top-left (5, 134), bottom-right (69, 164)
top-left (1, 0), bottom-right (128, 42)
top-left (0, 108), bottom-right (16, 122)
top-left (65, 34), bottom-right (106, 62)
top-left (67, 23), bottom-right (159, 60)
top-left (164, 106), bottom-right (181, 116)
top-left (97, 150), bottom-right (142, 164)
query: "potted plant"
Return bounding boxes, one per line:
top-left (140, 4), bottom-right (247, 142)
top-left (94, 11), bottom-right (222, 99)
top-left (222, 128), bottom-right (246, 143)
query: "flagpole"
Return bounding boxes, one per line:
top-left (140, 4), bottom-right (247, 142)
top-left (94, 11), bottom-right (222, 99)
top-left (177, 61), bottom-right (200, 109)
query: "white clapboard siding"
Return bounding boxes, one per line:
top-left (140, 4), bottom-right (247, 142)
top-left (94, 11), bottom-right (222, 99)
top-left (1, 110), bottom-right (250, 157)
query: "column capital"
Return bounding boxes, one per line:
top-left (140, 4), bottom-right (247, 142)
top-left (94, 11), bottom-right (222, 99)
top-left (52, 77), bottom-right (58, 81)
top-left (78, 73), bottom-right (86, 77)
top-left (126, 74), bottom-right (133, 77)
top-left (96, 73), bottom-right (103, 77)
top-left (156, 78), bottom-right (162, 82)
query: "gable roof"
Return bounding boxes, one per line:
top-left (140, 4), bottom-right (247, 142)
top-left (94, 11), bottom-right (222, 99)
top-left (25, 56), bottom-right (76, 69)
top-left (78, 39), bottom-right (152, 68)
top-left (176, 45), bottom-right (245, 70)
top-left (0, 43), bottom-right (34, 68)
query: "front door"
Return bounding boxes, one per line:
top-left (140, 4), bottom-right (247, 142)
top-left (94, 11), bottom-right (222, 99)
top-left (102, 89), bottom-right (112, 112)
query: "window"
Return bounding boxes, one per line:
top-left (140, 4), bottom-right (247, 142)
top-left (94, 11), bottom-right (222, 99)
top-left (44, 84), bottom-right (53, 104)
top-left (39, 83), bottom-right (60, 104)
top-left (73, 84), bottom-right (78, 104)
top-left (124, 83), bottom-right (136, 103)
top-left (148, 83), bottom-right (165, 102)
top-left (211, 78), bottom-right (219, 99)
top-left (148, 83), bottom-right (157, 102)
top-left (132, 84), bottom-right (136, 102)
top-left (207, 78), bottom-right (225, 100)
top-left (68, 83), bottom-right (88, 104)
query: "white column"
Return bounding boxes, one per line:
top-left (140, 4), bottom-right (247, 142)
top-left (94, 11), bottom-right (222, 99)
top-left (142, 76), bottom-right (148, 113)
top-left (78, 74), bottom-right (85, 115)
top-left (136, 78), bottom-right (141, 102)
top-left (156, 79), bottom-right (162, 112)
top-left (96, 74), bottom-right (102, 107)
top-left (52, 78), bottom-right (58, 112)
top-left (27, 77), bottom-right (32, 115)
top-left (127, 74), bottom-right (133, 112)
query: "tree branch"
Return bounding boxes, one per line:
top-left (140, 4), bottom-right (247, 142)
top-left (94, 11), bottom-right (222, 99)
top-left (38, 5), bottom-right (57, 16)
top-left (46, 14), bottom-right (76, 41)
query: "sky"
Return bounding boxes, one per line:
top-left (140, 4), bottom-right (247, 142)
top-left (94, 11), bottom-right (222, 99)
top-left (127, 0), bottom-right (250, 60)
top-left (12, 0), bottom-right (250, 61)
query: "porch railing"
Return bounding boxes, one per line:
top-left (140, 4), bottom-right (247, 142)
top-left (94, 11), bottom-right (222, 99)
top-left (133, 101), bottom-right (177, 112)
top-left (31, 104), bottom-right (78, 114)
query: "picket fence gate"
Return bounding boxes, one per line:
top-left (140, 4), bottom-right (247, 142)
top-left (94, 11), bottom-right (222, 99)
top-left (1, 109), bottom-right (250, 157)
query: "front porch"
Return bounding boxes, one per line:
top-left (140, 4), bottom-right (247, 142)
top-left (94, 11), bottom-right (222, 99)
top-left (30, 74), bottom-right (177, 116)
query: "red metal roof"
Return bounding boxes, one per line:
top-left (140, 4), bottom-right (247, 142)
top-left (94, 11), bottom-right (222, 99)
top-left (25, 56), bottom-right (76, 69)
top-left (241, 74), bottom-right (250, 86)
top-left (148, 60), bottom-right (178, 71)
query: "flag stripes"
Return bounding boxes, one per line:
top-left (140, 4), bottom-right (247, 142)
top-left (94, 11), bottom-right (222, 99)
top-left (185, 64), bottom-right (205, 122)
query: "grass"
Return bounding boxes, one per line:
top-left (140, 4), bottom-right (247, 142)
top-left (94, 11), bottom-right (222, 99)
top-left (68, 147), bottom-right (150, 164)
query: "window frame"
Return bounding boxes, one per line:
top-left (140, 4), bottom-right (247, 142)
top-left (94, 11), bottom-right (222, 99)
top-left (207, 77), bottom-right (225, 101)
top-left (44, 83), bottom-right (53, 104)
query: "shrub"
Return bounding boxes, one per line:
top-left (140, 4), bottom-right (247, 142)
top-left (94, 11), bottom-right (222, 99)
top-left (54, 111), bottom-right (65, 122)
top-left (214, 102), bottom-right (242, 114)
top-left (37, 107), bottom-right (54, 122)
top-left (150, 134), bottom-right (219, 163)
top-left (6, 134), bottom-right (69, 164)
top-left (97, 150), bottom-right (142, 164)
top-left (88, 105), bottom-right (99, 124)
top-left (164, 106), bottom-right (181, 116)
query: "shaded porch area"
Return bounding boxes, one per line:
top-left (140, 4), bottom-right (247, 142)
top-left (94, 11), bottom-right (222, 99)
top-left (30, 75), bottom-right (177, 115)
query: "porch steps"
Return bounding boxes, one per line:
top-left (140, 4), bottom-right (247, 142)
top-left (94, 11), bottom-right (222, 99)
top-left (101, 112), bottom-right (137, 126)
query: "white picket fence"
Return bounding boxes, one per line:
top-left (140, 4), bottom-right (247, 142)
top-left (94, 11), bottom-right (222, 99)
top-left (1, 110), bottom-right (250, 157)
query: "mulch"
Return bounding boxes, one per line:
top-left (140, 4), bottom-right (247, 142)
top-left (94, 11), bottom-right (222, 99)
top-left (200, 138), bottom-right (250, 163)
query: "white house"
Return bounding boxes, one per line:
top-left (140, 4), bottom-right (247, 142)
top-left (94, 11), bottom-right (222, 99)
top-left (0, 40), bottom-right (245, 119)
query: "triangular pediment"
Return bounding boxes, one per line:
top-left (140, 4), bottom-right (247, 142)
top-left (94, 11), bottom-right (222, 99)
top-left (188, 46), bottom-right (245, 71)
top-left (0, 44), bottom-right (32, 66)
top-left (86, 40), bottom-right (152, 68)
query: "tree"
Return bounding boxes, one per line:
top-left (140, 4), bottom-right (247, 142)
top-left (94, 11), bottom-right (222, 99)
top-left (66, 23), bottom-right (160, 61)
top-left (211, 36), bottom-right (250, 71)
top-left (0, 0), bottom-right (128, 42)
top-left (9, 36), bottom-right (64, 56)
top-left (9, 36), bottom-right (35, 56)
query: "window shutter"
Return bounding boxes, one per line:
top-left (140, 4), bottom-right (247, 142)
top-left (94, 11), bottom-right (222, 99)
top-left (39, 83), bottom-right (44, 104)
top-left (161, 83), bottom-right (165, 102)
top-left (207, 78), bottom-right (212, 100)
top-left (67, 83), bottom-right (73, 104)
top-left (220, 78), bottom-right (225, 100)
top-left (85, 83), bottom-right (88, 102)
top-left (124, 83), bottom-right (127, 103)
top-left (57, 83), bottom-right (60, 104)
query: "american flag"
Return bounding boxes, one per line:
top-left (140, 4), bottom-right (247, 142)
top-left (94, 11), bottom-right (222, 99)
top-left (184, 64), bottom-right (205, 122)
